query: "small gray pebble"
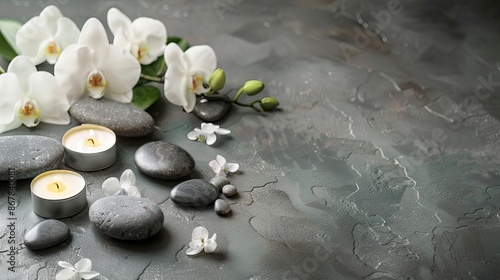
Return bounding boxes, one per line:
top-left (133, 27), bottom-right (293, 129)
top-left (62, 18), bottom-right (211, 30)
top-left (210, 176), bottom-right (230, 191)
top-left (214, 199), bottom-right (231, 215)
top-left (171, 179), bottom-right (219, 207)
top-left (24, 219), bottom-right (70, 250)
top-left (193, 98), bottom-right (232, 122)
top-left (222, 184), bottom-right (237, 197)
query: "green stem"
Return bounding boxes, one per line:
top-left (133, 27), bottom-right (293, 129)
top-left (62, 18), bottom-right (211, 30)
top-left (140, 73), bottom-right (164, 83)
top-left (232, 88), bottom-right (245, 102)
top-left (202, 94), bottom-right (263, 112)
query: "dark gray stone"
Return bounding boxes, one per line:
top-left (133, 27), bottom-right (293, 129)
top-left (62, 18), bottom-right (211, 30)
top-left (210, 176), bottom-right (230, 191)
top-left (171, 179), bottom-right (219, 207)
top-left (193, 98), bottom-right (232, 122)
top-left (222, 184), bottom-right (237, 197)
top-left (134, 141), bottom-right (195, 180)
top-left (0, 135), bottom-right (63, 180)
top-left (89, 196), bottom-right (164, 240)
top-left (24, 219), bottom-right (70, 250)
top-left (214, 199), bottom-right (231, 215)
top-left (70, 97), bottom-right (154, 137)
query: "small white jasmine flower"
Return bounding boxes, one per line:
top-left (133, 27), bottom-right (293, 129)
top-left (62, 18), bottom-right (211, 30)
top-left (163, 43), bottom-right (217, 112)
top-left (186, 226), bottom-right (217, 256)
top-left (187, 123), bottom-right (230, 145)
top-left (209, 155), bottom-right (239, 177)
top-left (102, 169), bottom-right (141, 197)
top-left (56, 258), bottom-right (100, 280)
top-left (15, 5), bottom-right (80, 65)
top-left (107, 7), bottom-right (167, 65)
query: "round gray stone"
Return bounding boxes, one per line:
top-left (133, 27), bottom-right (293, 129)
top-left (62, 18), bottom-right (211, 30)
top-left (222, 184), bottom-right (237, 197)
top-left (0, 135), bottom-right (63, 180)
top-left (214, 199), bottom-right (231, 215)
top-left (193, 98), bottom-right (232, 122)
top-left (134, 141), bottom-right (195, 180)
top-left (24, 219), bottom-right (70, 250)
top-left (69, 97), bottom-right (154, 137)
top-left (89, 196), bottom-right (164, 240)
top-left (171, 179), bottom-right (219, 207)
top-left (210, 176), bottom-right (230, 191)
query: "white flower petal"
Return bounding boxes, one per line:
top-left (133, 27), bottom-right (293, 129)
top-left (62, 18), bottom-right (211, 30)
top-left (124, 185), bottom-right (141, 197)
top-left (164, 43), bottom-right (187, 72)
top-left (192, 226), bottom-right (209, 240)
top-left (201, 123), bottom-right (216, 134)
top-left (54, 17), bottom-right (80, 49)
top-left (187, 131), bottom-right (199, 140)
top-left (0, 118), bottom-right (22, 134)
top-left (78, 18), bottom-right (109, 53)
top-left (7, 56), bottom-right (37, 93)
top-left (209, 160), bottom-right (221, 174)
top-left (227, 163), bottom-right (239, 173)
top-left (204, 239), bottom-right (217, 253)
top-left (131, 17), bottom-right (166, 63)
top-left (206, 133), bottom-right (217, 145)
top-left (15, 17), bottom-right (48, 65)
top-left (54, 45), bottom-right (93, 105)
top-left (74, 258), bottom-right (92, 272)
top-left (183, 86), bottom-right (196, 113)
top-left (215, 127), bottom-right (231, 135)
top-left (79, 271), bottom-right (100, 279)
top-left (216, 155), bottom-right (226, 166)
top-left (107, 8), bottom-right (132, 37)
top-left (184, 45), bottom-right (217, 77)
top-left (29, 72), bottom-right (70, 124)
top-left (102, 177), bottom-right (121, 196)
top-left (58, 261), bottom-right (75, 270)
top-left (120, 169), bottom-right (136, 187)
top-left (55, 268), bottom-right (76, 280)
top-left (164, 66), bottom-right (189, 107)
top-left (186, 246), bottom-right (203, 256)
top-left (39, 5), bottom-right (63, 36)
top-left (0, 73), bottom-right (23, 125)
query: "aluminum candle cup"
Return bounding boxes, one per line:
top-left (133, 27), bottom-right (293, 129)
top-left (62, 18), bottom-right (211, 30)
top-left (31, 170), bottom-right (87, 219)
top-left (62, 124), bottom-right (117, 171)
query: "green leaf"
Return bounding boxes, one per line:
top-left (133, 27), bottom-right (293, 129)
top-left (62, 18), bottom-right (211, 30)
top-left (130, 85), bottom-right (161, 110)
top-left (0, 64), bottom-right (5, 74)
top-left (141, 55), bottom-right (165, 77)
top-left (167, 36), bottom-right (190, 52)
top-left (0, 19), bottom-right (22, 61)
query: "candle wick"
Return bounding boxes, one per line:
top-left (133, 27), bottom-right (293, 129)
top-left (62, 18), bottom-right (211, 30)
top-left (88, 138), bottom-right (95, 145)
top-left (55, 182), bottom-right (59, 190)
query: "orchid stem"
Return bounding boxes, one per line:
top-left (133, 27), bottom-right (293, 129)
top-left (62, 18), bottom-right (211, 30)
top-left (201, 94), bottom-right (263, 112)
top-left (140, 73), bottom-right (164, 83)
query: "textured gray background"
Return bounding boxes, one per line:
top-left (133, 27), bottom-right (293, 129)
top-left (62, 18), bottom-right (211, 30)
top-left (1, 0), bottom-right (500, 279)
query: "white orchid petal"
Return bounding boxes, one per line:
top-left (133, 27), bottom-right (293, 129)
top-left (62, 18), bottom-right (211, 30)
top-left (0, 118), bottom-right (22, 134)
top-left (79, 271), bottom-right (100, 279)
top-left (164, 66), bottom-right (189, 107)
top-left (74, 258), bottom-right (92, 272)
top-left (216, 155), bottom-right (226, 166)
top-left (120, 169), bottom-right (136, 187)
top-left (187, 131), bottom-right (199, 140)
top-left (54, 17), bottom-right (80, 49)
top-left (131, 17), bottom-right (167, 63)
top-left (227, 163), bottom-right (240, 173)
top-left (55, 269), bottom-right (76, 280)
top-left (204, 239), bottom-right (217, 253)
top-left (102, 177), bottom-right (121, 196)
top-left (201, 123), bottom-right (215, 134)
top-left (209, 160), bottom-right (222, 174)
top-left (192, 226), bottom-right (209, 240)
top-left (54, 45), bottom-right (93, 105)
top-left (39, 5), bottom-right (63, 35)
top-left (78, 18), bottom-right (109, 51)
top-left (183, 87), bottom-right (197, 113)
top-left (164, 43), bottom-right (187, 72)
top-left (184, 45), bottom-right (217, 77)
top-left (206, 133), bottom-right (217, 145)
top-left (107, 8), bottom-right (132, 36)
top-left (124, 185), bottom-right (141, 197)
top-left (0, 73), bottom-right (23, 124)
top-left (57, 261), bottom-right (75, 270)
top-left (186, 246), bottom-right (203, 256)
top-left (15, 17), bottom-right (48, 65)
top-left (111, 28), bottom-right (131, 51)
top-left (7, 56), bottom-right (37, 93)
top-left (29, 72), bottom-right (70, 125)
top-left (215, 128), bottom-right (231, 135)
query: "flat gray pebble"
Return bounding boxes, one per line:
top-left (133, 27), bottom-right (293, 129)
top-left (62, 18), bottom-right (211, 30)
top-left (171, 179), bottom-right (219, 207)
top-left (193, 98), bottom-right (232, 122)
top-left (222, 184), bottom-right (237, 197)
top-left (24, 219), bottom-right (70, 250)
top-left (135, 141), bottom-right (195, 180)
top-left (214, 199), bottom-right (231, 215)
top-left (0, 135), bottom-right (63, 180)
top-left (89, 196), bottom-right (164, 240)
top-left (210, 176), bottom-right (230, 191)
top-left (70, 97), bottom-right (154, 137)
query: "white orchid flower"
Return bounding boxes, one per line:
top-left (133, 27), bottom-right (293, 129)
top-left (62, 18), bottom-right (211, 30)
top-left (54, 18), bottom-right (141, 105)
top-left (56, 258), bottom-right (100, 280)
top-left (102, 169), bottom-right (141, 197)
top-left (209, 155), bottom-right (239, 177)
top-left (187, 123), bottom-right (230, 145)
top-left (186, 226), bottom-right (217, 256)
top-left (107, 7), bottom-right (167, 65)
top-left (0, 56), bottom-right (70, 134)
top-left (163, 43), bottom-right (216, 112)
top-left (15, 5), bottom-right (80, 65)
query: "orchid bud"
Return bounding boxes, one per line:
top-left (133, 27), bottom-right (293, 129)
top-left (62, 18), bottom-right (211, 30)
top-left (242, 80), bottom-right (264, 96)
top-left (260, 97), bottom-right (279, 111)
top-left (208, 68), bottom-right (226, 92)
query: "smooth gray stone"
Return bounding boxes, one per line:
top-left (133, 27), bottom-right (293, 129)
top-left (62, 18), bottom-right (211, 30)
top-left (171, 179), bottom-right (219, 207)
top-left (24, 219), bottom-right (70, 250)
top-left (0, 135), bottom-right (63, 180)
top-left (214, 199), bottom-right (231, 215)
top-left (222, 184), bottom-right (237, 197)
top-left (89, 196), bottom-right (164, 240)
top-left (70, 97), bottom-right (154, 137)
top-left (210, 176), bottom-right (230, 191)
top-left (134, 141), bottom-right (195, 180)
top-left (193, 98), bottom-right (232, 122)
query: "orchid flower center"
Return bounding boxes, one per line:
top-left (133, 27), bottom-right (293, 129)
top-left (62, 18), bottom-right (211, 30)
top-left (188, 72), bottom-right (210, 94)
top-left (197, 133), bottom-right (207, 142)
top-left (43, 40), bottom-right (61, 64)
top-left (200, 237), bottom-right (205, 244)
top-left (131, 44), bottom-right (148, 62)
top-left (17, 98), bottom-right (40, 127)
top-left (87, 70), bottom-right (107, 99)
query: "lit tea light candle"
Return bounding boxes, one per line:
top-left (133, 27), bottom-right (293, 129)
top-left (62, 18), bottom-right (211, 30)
top-left (31, 170), bottom-right (87, 219)
top-left (62, 124), bottom-right (117, 171)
